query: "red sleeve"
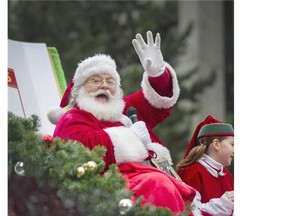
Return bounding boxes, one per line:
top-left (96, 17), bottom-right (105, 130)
top-left (148, 68), bottom-right (173, 97)
top-left (124, 91), bottom-right (172, 129)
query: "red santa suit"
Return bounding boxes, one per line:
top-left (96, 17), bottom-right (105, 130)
top-left (52, 61), bottom-right (197, 215)
top-left (178, 154), bottom-right (234, 216)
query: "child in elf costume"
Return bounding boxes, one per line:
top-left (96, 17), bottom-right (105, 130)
top-left (177, 115), bottom-right (234, 216)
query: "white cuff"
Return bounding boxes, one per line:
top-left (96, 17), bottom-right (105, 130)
top-left (146, 142), bottom-right (173, 165)
top-left (104, 126), bottom-right (148, 164)
top-left (141, 62), bottom-right (180, 109)
top-left (194, 191), bottom-right (234, 216)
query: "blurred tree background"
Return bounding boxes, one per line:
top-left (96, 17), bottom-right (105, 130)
top-left (8, 0), bottom-right (233, 165)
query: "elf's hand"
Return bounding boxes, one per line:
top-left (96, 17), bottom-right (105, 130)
top-left (132, 31), bottom-right (165, 77)
top-left (130, 121), bottom-right (151, 145)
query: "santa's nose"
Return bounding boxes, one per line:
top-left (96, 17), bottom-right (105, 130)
top-left (99, 81), bottom-right (109, 89)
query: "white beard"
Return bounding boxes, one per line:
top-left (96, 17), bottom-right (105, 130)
top-left (76, 87), bottom-right (125, 122)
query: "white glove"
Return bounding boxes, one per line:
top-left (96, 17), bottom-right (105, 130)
top-left (132, 31), bottom-right (165, 77)
top-left (130, 121), bottom-right (151, 145)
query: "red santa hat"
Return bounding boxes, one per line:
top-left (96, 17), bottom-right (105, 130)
top-left (47, 54), bottom-right (121, 124)
top-left (183, 115), bottom-right (222, 159)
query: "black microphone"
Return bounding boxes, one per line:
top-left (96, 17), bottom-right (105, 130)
top-left (127, 106), bottom-right (138, 123)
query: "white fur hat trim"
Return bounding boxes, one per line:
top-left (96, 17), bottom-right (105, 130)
top-left (73, 54), bottom-right (121, 88)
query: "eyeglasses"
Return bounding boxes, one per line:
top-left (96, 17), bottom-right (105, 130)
top-left (86, 77), bottom-right (116, 86)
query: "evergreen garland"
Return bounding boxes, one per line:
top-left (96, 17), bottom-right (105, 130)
top-left (8, 112), bottom-right (180, 216)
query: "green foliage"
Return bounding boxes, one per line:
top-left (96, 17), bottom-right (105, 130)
top-left (8, 112), bottom-right (41, 175)
top-left (8, 112), bottom-right (179, 215)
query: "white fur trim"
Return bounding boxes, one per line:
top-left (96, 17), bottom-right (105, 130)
top-left (146, 142), bottom-right (173, 165)
top-left (141, 62), bottom-right (180, 109)
top-left (118, 115), bottom-right (132, 127)
top-left (190, 200), bottom-right (204, 216)
top-left (73, 54), bottom-right (121, 88)
top-left (47, 106), bottom-right (66, 125)
top-left (104, 126), bottom-right (148, 164)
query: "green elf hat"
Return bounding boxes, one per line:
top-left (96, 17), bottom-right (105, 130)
top-left (197, 123), bottom-right (234, 139)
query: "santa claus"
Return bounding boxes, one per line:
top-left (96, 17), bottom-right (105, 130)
top-left (48, 31), bottom-right (198, 215)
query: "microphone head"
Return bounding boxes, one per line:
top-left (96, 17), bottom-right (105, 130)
top-left (127, 106), bottom-right (138, 123)
top-left (127, 106), bottom-right (137, 117)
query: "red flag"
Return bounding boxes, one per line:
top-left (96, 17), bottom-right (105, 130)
top-left (8, 68), bottom-right (18, 89)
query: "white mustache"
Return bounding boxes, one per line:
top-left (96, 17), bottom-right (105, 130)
top-left (88, 89), bottom-right (114, 99)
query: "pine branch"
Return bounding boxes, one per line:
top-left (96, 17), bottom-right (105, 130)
top-left (8, 112), bottom-right (178, 215)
